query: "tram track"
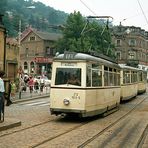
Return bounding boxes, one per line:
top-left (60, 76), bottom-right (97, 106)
top-left (0, 117), bottom-right (58, 138)
top-left (30, 95), bottom-right (147, 148)
top-left (0, 94), bottom-right (147, 148)
top-left (77, 95), bottom-right (148, 148)
top-left (31, 120), bottom-right (91, 148)
top-left (0, 114), bottom-right (93, 148)
top-left (136, 124), bottom-right (148, 148)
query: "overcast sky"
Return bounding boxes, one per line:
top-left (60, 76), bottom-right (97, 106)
top-left (34, 0), bottom-right (148, 31)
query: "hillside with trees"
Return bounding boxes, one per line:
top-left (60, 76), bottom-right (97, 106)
top-left (0, 0), bottom-right (68, 37)
top-left (0, 0), bottom-right (115, 59)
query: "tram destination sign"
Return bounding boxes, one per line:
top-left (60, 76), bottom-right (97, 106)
top-left (64, 52), bottom-right (76, 60)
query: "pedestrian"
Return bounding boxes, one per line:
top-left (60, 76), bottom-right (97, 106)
top-left (40, 78), bottom-right (45, 92)
top-left (0, 71), bottom-right (5, 122)
top-left (20, 77), bottom-right (26, 92)
top-left (5, 80), bottom-right (13, 106)
top-left (10, 81), bottom-right (16, 99)
top-left (34, 80), bottom-right (39, 92)
top-left (28, 76), bottom-right (34, 93)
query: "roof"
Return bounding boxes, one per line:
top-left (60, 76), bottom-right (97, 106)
top-left (54, 52), bottom-right (120, 69)
top-left (6, 37), bottom-right (18, 45)
top-left (34, 31), bottom-right (62, 41)
top-left (20, 26), bottom-right (33, 41)
top-left (21, 27), bottom-right (62, 42)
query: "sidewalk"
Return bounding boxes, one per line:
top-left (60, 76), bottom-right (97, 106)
top-left (13, 86), bottom-right (50, 103)
top-left (0, 87), bottom-right (50, 131)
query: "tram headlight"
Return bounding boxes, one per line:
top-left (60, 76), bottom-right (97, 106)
top-left (63, 99), bottom-right (70, 105)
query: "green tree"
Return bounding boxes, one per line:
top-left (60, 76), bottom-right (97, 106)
top-left (56, 11), bottom-right (115, 59)
top-left (0, 0), bottom-right (7, 14)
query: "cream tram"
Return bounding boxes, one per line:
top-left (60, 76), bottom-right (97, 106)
top-left (50, 52), bottom-right (121, 117)
top-left (137, 69), bottom-right (147, 94)
top-left (119, 64), bottom-right (138, 101)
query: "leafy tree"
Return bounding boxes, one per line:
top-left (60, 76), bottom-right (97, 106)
top-left (56, 11), bottom-right (115, 59)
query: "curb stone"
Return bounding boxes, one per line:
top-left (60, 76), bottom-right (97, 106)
top-left (0, 118), bottom-right (21, 132)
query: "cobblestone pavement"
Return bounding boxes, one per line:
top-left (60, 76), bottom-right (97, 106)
top-left (0, 86), bottom-right (147, 148)
top-left (0, 97), bottom-right (60, 148)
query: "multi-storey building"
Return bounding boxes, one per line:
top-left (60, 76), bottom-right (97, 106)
top-left (112, 25), bottom-right (148, 72)
top-left (0, 15), bottom-right (19, 81)
top-left (20, 27), bottom-right (62, 78)
top-left (0, 14), bottom-right (6, 71)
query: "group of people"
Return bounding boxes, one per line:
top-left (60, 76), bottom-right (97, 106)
top-left (21, 75), bottom-right (45, 93)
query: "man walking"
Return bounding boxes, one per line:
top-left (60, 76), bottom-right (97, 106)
top-left (0, 71), bottom-right (5, 122)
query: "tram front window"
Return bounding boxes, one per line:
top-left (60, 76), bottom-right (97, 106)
top-left (55, 68), bottom-right (81, 86)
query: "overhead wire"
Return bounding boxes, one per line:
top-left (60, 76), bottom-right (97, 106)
top-left (79, 0), bottom-right (97, 16)
top-left (79, 0), bottom-right (110, 36)
top-left (137, 0), bottom-right (148, 26)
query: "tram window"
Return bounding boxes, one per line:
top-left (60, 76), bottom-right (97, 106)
top-left (132, 72), bottom-right (137, 82)
top-left (55, 68), bottom-right (81, 86)
top-left (117, 73), bottom-right (120, 85)
top-left (92, 70), bottom-right (102, 87)
top-left (92, 64), bottom-right (101, 69)
top-left (131, 72), bottom-right (134, 83)
top-left (109, 72), bottom-right (114, 86)
top-left (143, 73), bottom-right (147, 81)
top-left (123, 71), bottom-right (130, 84)
top-left (109, 68), bottom-right (112, 71)
top-left (86, 68), bottom-right (91, 87)
top-left (138, 72), bottom-right (143, 81)
top-left (104, 66), bottom-right (108, 71)
top-left (134, 72), bottom-right (137, 82)
top-left (104, 71), bottom-right (108, 86)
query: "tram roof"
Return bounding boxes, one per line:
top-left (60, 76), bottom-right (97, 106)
top-left (54, 52), bottom-right (120, 68)
top-left (119, 64), bottom-right (141, 71)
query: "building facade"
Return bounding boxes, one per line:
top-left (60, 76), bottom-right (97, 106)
top-left (0, 15), bottom-right (6, 71)
top-left (6, 38), bottom-right (19, 80)
top-left (20, 28), bottom-right (62, 78)
top-left (112, 25), bottom-right (148, 72)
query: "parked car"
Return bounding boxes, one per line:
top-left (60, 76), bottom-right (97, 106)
top-left (34, 76), bottom-right (51, 87)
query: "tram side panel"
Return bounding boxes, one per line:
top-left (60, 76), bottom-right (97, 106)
top-left (120, 84), bottom-right (138, 101)
top-left (138, 82), bottom-right (146, 94)
top-left (137, 70), bottom-right (147, 94)
top-left (84, 87), bottom-right (120, 117)
top-left (120, 66), bottom-right (138, 101)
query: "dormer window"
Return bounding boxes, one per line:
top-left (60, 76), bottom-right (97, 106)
top-left (29, 36), bottom-right (36, 41)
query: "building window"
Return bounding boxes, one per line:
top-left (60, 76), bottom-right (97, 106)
top-left (116, 51), bottom-right (121, 60)
top-left (128, 51), bottom-right (135, 59)
top-left (116, 39), bottom-right (121, 46)
top-left (24, 62), bottom-right (28, 70)
top-left (30, 61), bottom-right (35, 73)
top-left (46, 47), bottom-right (53, 56)
top-left (129, 39), bottom-right (136, 46)
top-left (26, 48), bottom-right (28, 57)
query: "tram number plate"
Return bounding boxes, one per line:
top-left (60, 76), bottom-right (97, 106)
top-left (72, 93), bottom-right (80, 99)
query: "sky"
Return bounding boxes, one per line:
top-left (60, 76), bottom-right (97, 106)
top-left (34, 0), bottom-right (148, 31)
